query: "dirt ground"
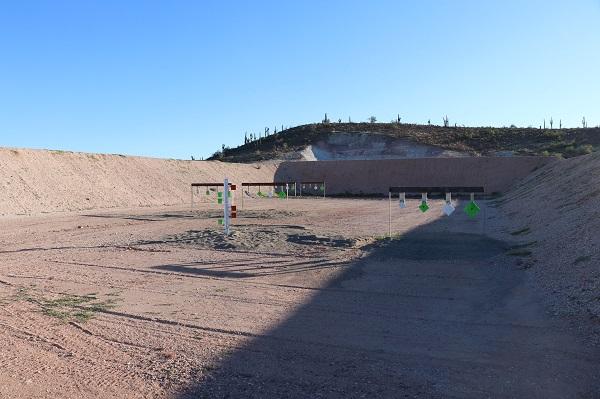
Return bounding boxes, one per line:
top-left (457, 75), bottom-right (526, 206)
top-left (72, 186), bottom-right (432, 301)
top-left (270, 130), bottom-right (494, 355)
top-left (0, 197), bottom-right (598, 398)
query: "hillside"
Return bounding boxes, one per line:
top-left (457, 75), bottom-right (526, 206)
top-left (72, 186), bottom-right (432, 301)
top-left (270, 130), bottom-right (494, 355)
top-left (211, 123), bottom-right (600, 162)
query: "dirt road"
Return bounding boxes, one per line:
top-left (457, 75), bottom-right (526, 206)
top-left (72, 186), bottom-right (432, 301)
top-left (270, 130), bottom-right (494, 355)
top-left (0, 198), bottom-right (598, 398)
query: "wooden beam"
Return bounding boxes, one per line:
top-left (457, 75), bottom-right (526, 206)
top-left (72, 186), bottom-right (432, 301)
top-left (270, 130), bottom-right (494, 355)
top-left (388, 186), bottom-right (485, 193)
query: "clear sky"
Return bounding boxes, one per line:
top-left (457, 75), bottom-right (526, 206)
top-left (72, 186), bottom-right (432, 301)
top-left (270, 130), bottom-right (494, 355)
top-left (1, 1), bottom-right (599, 159)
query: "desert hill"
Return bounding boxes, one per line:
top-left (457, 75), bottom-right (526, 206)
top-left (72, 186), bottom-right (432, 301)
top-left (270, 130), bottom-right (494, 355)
top-left (211, 122), bottom-right (599, 162)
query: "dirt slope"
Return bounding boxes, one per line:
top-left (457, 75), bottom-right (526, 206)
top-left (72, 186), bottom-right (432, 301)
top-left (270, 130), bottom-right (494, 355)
top-left (0, 148), bottom-right (278, 216)
top-left (498, 151), bottom-right (600, 328)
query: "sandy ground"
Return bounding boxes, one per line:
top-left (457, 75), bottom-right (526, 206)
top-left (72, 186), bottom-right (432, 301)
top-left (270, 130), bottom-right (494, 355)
top-left (0, 197), bottom-right (598, 398)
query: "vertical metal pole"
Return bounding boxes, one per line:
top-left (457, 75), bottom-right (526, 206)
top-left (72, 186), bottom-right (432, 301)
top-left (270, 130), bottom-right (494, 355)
top-left (388, 191), bottom-right (392, 238)
top-left (323, 182), bottom-right (326, 198)
top-left (241, 184), bottom-right (244, 209)
top-left (299, 183), bottom-right (302, 197)
top-left (224, 179), bottom-right (230, 235)
top-left (190, 185), bottom-right (194, 211)
top-left (483, 198), bottom-right (487, 235)
top-left (286, 183), bottom-right (289, 200)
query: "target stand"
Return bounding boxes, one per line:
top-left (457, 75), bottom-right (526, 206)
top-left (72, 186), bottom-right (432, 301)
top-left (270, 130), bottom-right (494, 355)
top-left (241, 182), bottom-right (297, 208)
top-left (190, 182), bottom-right (235, 210)
top-left (387, 186), bottom-right (485, 237)
top-left (298, 181), bottom-right (326, 198)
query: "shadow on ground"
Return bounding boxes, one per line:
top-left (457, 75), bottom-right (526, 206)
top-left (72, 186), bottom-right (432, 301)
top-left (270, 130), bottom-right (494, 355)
top-left (175, 208), bottom-right (600, 398)
top-left (84, 209), bottom-right (303, 222)
top-left (139, 226), bottom-right (354, 254)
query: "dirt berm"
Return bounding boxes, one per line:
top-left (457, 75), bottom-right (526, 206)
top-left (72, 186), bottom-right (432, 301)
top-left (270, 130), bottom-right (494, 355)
top-left (497, 151), bottom-right (600, 331)
top-left (0, 147), bottom-right (552, 216)
top-left (0, 148), bottom-right (278, 216)
top-left (275, 156), bottom-right (553, 195)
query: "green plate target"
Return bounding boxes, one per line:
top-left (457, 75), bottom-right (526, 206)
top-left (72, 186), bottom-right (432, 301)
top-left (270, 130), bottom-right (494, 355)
top-left (419, 201), bottom-right (429, 213)
top-left (464, 201), bottom-right (480, 218)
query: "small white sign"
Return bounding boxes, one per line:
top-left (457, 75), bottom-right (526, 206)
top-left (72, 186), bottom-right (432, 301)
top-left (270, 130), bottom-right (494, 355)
top-left (442, 202), bottom-right (456, 216)
top-left (443, 202), bottom-right (455, 216)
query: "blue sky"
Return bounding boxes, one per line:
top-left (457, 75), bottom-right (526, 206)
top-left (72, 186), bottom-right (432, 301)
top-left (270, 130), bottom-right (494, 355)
top-left (1, 1), bottom-right (599, 159)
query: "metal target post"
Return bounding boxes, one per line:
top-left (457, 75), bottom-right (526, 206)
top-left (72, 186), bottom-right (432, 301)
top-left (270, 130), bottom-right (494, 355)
top-left (388, 191), bottom-right (392, 238)
top-left (223, 178), bottom-right (230, 235)
top-left (399, 192), bottom-right (406, 208)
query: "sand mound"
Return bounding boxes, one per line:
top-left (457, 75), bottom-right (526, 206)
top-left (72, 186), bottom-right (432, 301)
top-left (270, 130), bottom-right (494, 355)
top-left (498, 152), bottom-right (600, 322)
top-left (0, 148), bottom-right (278, 216)
top-left (136, 217), bottom-right (357, 254)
